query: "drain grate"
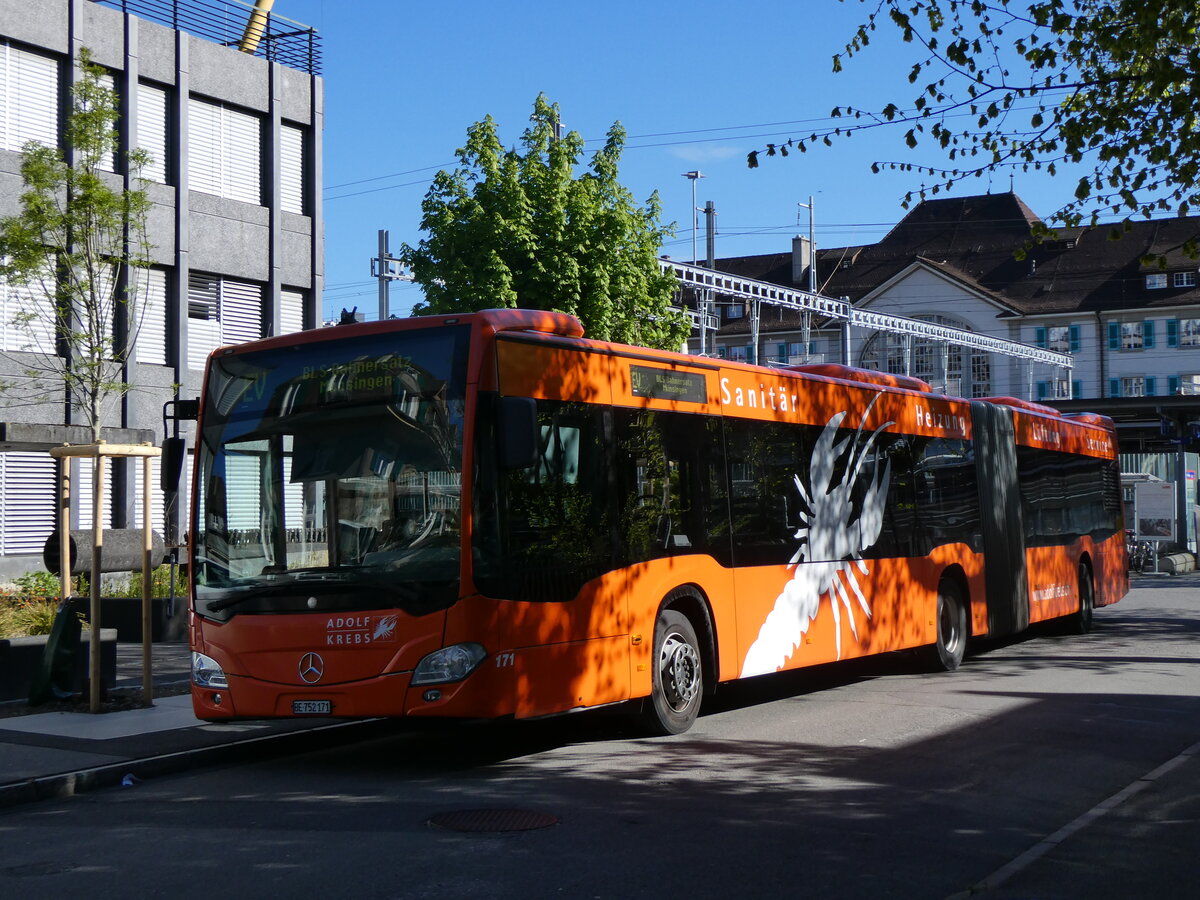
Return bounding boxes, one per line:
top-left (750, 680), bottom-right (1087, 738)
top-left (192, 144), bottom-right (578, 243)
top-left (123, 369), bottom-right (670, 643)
top-left (427, 808), bottom-right (559, 833)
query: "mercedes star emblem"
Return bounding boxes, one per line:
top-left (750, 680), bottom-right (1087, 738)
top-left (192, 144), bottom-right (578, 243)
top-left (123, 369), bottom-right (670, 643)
top-left (298, 651), bottom-right (324, 684)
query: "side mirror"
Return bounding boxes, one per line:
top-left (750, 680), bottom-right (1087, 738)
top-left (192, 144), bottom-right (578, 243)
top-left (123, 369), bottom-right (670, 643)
top-left (161, 437), bottom-right (186, 492)
top-left (498, 397), bottom-right (538, 470)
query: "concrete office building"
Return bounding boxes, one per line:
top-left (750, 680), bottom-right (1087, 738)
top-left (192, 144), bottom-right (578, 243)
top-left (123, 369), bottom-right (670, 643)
top-left (0, 0), bottom-right (323, 581)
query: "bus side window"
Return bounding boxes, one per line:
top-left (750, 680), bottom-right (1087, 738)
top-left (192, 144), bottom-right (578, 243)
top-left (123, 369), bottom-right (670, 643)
top-left (723, 418), bottom-right (810, 567)
top-left (501, 401), bottom-right (613, 602)
top-left (914, 437), bottom-right (982, 552)
top-left (613, 410), bottom-right (728, 566)
top-left (1016, 445), bottom-right (1066, 545)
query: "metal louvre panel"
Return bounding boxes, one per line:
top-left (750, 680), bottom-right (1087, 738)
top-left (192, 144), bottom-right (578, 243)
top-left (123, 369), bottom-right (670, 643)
top-left (187, 98), bottom-right (223, 197)
top-left (280, 123), bottom-right (304, 214)
top-left (0, 45), bottom-right (7, 148)
top-left (187, 272), bottom-right (220, 370)
top-left (282, 451), bottom-right (303, 530)
top-left (95, 71), bottom-right (116, 172)
top-left (133, 267), bottom-right (168, 365)
top-left (222, 105), bottom-right (261, 205)
top-left (131, 453), bottom-right (165, 535)
top-left (136, 82), bottom-right (168, 183)
top-left (0, 452), bottom-right (55, 555)
top-left (7, 44), bottom-right (58, 151)
top-left (220, 278), bottom-right (263, 345)
top-left (280, 288), bottom-right (304, 334)
top-left (185, 449), bottom-right (196, 543)
top-left (225, 444), bottom-right (263, 531)
top-left (74, 457), bottom-right (116, 532)
top-left (1, 267), bottom-right (57, 353)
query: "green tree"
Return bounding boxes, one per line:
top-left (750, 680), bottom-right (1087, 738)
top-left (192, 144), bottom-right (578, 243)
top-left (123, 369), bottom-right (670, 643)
top-left (0, 49), bottom-right (153, 442)
top-left (402, 95), bottom-right (689, 350)
top-left (749, 1), bottom-right (1200, 244)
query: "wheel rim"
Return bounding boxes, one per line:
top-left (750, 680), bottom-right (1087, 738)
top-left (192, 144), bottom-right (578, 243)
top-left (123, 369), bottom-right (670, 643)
top-left (939, 594), bottom-right (962, 655)
top-left (659, 632), bottom-right (701, 712)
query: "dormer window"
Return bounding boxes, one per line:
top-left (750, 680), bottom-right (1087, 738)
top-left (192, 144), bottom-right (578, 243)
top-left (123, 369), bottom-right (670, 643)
top-left (1146, 273), bottom-right (1168, 289)
top-left (1174, 271), bottom-right (1197, 288)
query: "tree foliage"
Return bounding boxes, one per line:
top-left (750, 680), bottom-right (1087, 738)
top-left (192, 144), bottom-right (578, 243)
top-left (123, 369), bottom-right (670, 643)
top-left (401, 95), bottom-right (689, 350)
top-left (0, 49), bottom-right (153, 441)
top-left (749, 1), bottom-right (1200, 241)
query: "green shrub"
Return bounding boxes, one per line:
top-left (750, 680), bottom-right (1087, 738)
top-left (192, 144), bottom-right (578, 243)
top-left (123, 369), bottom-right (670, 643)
top-left (13, 570), bottom-right (63, 600)
top-left (0, 594), bottom-right (63, 638)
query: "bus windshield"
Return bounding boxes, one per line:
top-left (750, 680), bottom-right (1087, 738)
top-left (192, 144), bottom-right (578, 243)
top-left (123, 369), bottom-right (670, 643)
top-left (193, 326), bottom-right (469, 619)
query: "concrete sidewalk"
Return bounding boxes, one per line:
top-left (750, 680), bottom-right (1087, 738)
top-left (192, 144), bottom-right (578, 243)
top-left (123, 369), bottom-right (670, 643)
top-left (0, 641), bottom-right (387, 808)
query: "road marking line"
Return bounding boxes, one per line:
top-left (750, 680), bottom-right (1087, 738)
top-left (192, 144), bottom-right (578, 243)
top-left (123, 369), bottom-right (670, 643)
top-left (947, 738), bottom-right (1200, 898)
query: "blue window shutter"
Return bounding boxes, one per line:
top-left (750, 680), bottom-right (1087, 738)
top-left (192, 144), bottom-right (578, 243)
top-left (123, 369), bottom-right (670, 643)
top-left (1143, 320), bottom-right (1156, 348)
top-left (1167, 319), bottom-right (1179, 347)
top-left (1108, 377), bottom-right (1121, 397)
top-left (1036, 381), bottom-right (1049, 400)
top-left (1169, 375), bottom-right (1180, 394)
top-left (1146, 376), bottom-right (1157, 396)
top-left (1035, 327), bottom-right (1047, 348)
top-left (1069, 325), bottom-right (1081, 352)
top-left (1072, 380), bottom-right (1082, 399)
top-left (1108, 321), bottom-right (1120, 349)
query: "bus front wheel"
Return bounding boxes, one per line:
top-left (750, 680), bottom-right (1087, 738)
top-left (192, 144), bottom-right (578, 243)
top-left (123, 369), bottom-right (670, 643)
top-left (644, 610), bottom-right (703, 735)
top-left (932, 579), bottom-right (967, 672)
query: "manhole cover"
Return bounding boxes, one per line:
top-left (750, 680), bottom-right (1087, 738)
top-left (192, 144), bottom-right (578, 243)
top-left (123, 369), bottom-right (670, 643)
top-left (427, 808), bottom-right (559, 833)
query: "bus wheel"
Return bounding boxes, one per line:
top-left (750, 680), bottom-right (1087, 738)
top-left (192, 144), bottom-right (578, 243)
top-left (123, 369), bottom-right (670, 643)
top-left (932, 580), bottom-right (967, 672)
top-left (644, 610), bottom-right (703, 735)
top-left (1069, 564), bottom-right (1094, 635)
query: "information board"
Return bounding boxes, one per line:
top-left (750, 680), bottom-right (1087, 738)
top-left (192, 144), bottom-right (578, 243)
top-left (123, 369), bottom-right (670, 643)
top-left (1135, 481), bottom-right (1176, 541)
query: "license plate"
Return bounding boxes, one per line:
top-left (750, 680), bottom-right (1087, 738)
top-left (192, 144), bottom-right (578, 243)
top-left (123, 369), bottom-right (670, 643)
top-left (292, 700), bottom-right (332, 715)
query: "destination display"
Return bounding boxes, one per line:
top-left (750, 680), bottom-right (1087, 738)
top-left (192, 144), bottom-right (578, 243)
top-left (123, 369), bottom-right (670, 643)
top-left (630, 365), bottom-right (707, 403)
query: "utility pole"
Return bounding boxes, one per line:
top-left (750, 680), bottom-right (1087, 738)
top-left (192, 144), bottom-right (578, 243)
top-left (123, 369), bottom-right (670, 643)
top-left (371, 229), bottom-right (407, 320)
top-left (703, 200), bottom-right (717, 357)
top-left (705, 201), bottom-right (716, 268)
top-left (797, 196), bottom-right (816, 361)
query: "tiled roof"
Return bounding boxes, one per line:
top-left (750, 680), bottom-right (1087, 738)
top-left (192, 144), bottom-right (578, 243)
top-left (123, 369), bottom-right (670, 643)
top-left (712, 193), bottom-right (1200, 329)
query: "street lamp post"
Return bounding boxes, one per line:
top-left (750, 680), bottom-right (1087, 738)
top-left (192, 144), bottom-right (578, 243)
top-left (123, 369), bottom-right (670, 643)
top-left (681, 171), bottom-right (704, 264)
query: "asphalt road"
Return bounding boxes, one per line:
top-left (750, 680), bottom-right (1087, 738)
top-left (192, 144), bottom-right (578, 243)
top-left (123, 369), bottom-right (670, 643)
top-left (0, 576), bottom-right (1197, 899)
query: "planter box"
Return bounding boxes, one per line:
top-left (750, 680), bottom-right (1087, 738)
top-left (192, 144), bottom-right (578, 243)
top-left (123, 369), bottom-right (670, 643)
top-left (82, 597), bottom-right (174, 642)
top-left (0, 628), bottom-right (117, 704)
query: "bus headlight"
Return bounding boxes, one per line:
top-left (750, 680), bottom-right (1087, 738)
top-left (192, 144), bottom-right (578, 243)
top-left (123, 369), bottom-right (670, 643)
top-left (411, 643), bottom-right (487, 685)
top-left (192, 652), bottom-right (228, 688)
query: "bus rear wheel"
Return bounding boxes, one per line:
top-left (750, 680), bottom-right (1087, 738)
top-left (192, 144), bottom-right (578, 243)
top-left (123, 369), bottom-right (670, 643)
top-left (1069, 564), bottom-right (1094, 634)
top-left (931, 579), bottom-right (967, 672)
top-left (643, 610), bottom-right (703, 735)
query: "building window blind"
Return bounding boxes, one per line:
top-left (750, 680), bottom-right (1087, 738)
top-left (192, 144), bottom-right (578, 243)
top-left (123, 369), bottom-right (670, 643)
top-left (187, 272), bottom-right (263, 370)
top-left (136, 81), bottom-right (168, 183)
top-left (187, 272), bottom-right (221, 370)
top-left (280, 123), bottom-right (304, 214)
top-left (187, 97), bottom-right (261, 204)
top-left (221, 278), bottom-right (263, 345)
top-left (0, 267), bottom-right (57, 353)
top-left (133, 267), bottom-right (168, 365)
top-left (131, 454), bottom-right (165, 536)
top-left (0, 452), bottom-right (56, 555)
top-left (0, 43), bottom-right (59, 152)
top-left (92, 70), bottom-right (117, 173)
top-left (75, 457), bottom-right (118, 532)
top-left (280, 287), bottom-right (304, 334)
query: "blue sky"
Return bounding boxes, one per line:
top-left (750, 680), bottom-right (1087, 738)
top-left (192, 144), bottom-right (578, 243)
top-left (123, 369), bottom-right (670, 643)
top-left (275, 1), bottom-right (1090, 322)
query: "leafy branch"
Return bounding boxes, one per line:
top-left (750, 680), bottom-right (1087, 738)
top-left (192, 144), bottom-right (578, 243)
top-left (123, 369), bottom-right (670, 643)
top-left (749, 1), bottom-right (1200, 236)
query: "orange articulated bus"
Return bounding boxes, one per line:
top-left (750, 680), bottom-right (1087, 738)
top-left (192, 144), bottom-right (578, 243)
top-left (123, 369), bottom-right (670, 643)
top-left (188, 308), bottom-right (1127, 733)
